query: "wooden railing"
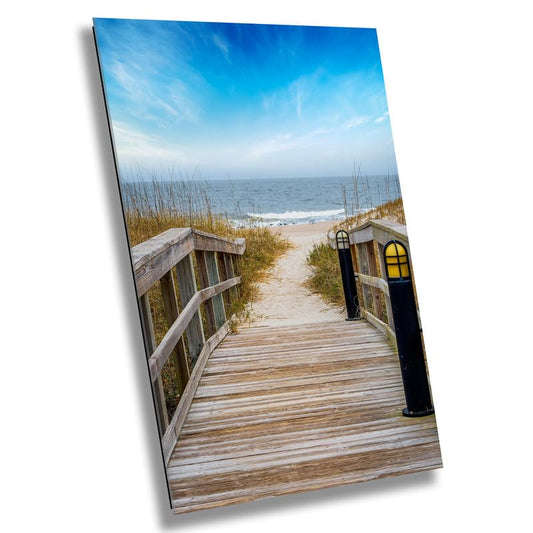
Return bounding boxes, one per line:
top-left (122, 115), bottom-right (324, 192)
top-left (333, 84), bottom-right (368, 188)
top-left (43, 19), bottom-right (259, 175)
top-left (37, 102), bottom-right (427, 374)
top-left (131, 228), bottom-right (245, 462)
top-left (330, 219), bottom-right (415, 346)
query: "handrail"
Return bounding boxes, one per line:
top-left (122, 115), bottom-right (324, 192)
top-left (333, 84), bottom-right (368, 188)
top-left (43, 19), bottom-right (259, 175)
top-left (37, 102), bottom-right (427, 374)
top-left (132, 228), bottom-right (245, 296)
top-left (131, 228), bottom-right (246, 462)
top-left (330, 219), bottom-right (414, 346)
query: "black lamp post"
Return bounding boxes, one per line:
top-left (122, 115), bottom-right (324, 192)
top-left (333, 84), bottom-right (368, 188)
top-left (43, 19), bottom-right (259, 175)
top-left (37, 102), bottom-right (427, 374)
top-left (383, 240), bottom-right (434, 417)
top-left (335, 230), bottom-right (360, 321)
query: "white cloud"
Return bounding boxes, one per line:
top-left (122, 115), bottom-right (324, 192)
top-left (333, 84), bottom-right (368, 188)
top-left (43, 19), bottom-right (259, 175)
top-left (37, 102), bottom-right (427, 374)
top-left (248, 128), bottom-right (333, 158)
top-left (212, 34), bottom-right (230, 62)
top-left (112, 122), bottom-right (185, 162)
top-left (342, 116), bottom-right (368, 129)
top-left (249, 133), bottom-right (296, 157)
top-left (374, 111), bottom-right (390, 124)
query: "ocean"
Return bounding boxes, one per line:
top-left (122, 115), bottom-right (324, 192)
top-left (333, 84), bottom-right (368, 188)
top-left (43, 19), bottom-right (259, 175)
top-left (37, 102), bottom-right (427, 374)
top-left (121, 175), bottom-right (401, 227)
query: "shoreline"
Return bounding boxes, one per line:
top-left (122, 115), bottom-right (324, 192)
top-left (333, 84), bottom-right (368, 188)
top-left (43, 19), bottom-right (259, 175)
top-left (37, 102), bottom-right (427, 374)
top-left (270, 219), bottom-right (337, 240)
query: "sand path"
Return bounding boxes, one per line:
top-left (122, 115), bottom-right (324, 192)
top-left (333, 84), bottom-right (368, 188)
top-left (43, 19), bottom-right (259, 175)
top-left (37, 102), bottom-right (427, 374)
top-left (248, 220), bottom-right (345, 326)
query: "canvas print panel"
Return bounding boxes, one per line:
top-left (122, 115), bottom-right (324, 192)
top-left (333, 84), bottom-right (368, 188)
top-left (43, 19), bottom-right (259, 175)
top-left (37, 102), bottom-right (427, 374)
top-left (93, 18), bottom-right (441, 514)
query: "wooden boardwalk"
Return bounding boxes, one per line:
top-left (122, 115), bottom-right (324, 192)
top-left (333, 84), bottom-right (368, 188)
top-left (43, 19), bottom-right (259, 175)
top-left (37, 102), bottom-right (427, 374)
top-left (167, 320), bottom-right (442, 513)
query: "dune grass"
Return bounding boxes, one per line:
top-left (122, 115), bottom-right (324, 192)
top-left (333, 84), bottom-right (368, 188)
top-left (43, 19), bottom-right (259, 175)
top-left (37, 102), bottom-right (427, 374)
top-left (306, 242), bottom-right (344, 307)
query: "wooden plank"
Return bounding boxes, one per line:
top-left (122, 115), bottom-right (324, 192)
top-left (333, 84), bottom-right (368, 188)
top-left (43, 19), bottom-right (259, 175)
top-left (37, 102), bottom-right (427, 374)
top-left (208, 252), bottom-right (226, 328)
top-left (132, 228), bottom-right (194, 296)
top-left (196, 251), bottom-right (228, 333)
top-left (162, 320), bottom-right (233, 463)
top-left (377, 242), bottom-right (395, 330)
top-left (195, 250), bottom-right (216, 335)
top-left (139, 293), bottom-right (169, 436)
top-left (357, 273), bottom-right (389, 296)
top-left (132, 228), bottom-right (245, 296)
top-left (193, 230), bottom-right (245, 255)
top-left (348, 219), bottom-right (408, 246)
top-left (218, 253), bottom-right (237, 308)
top-left (160, 270), bottom-right (190, 394)
top-left (224, 255), bottom-right (237, 303)
top-left (175, 254), bottom-right (205, 363)
top-left (166, 320), bottom-right (440, 513)
top-left (366, 241), bottom-right (384, 321)
top-left (356, 243), bottom-right (372, 312)
top-left (361, 309), bottom-right (397, 346)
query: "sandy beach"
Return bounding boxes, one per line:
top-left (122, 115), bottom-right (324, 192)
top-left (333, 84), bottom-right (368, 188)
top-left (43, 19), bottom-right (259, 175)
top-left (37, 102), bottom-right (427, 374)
top-left (248, 220), bottom-right (345, 326)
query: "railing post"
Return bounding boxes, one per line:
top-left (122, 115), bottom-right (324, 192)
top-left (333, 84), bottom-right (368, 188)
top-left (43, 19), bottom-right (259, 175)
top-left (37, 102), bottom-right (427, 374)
top-left (377, 243), bottom-right (395, 331)
top-left (225, 254), bottom-right (238, 304)
top-left (366, 241), bottom-right (384, 321)
top-left (197, 250), bottom-right (226, 332)
top-left (175, 254), bottom-right (205, 364)
top-left (356, 243), bottom-right (372, 312)
top-left (217, 252), bottom-right (231, 308)
top-left (160, 270), bottom-right (190, 394)
top-left (383, 240), bottom-right (434, 417)
top-left (335, 230), bottom-right (360, 320)
top-left (139, 293), bottom-right (170, 435)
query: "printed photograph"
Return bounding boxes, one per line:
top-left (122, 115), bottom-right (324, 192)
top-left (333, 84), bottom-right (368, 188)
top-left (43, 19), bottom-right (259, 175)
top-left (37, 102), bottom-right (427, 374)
top-left (93, 18), bottom-right (442, 514)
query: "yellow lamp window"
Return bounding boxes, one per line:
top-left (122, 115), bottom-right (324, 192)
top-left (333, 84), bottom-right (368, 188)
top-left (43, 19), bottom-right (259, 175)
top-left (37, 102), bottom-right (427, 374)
top-left (384, 241), bottom-right (410, 279)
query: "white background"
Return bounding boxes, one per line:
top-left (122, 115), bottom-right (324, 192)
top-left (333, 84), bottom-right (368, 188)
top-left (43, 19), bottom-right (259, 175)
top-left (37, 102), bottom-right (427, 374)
top-left (2, 1), bottom-right (532, 531)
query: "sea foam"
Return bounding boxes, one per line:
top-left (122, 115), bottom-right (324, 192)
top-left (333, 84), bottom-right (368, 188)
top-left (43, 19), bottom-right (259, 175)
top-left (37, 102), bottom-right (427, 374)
top-left (247, 208), bottom-right (345, 221)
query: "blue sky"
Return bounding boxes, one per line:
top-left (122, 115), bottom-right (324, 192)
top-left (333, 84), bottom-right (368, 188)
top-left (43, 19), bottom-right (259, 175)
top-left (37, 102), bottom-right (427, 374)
top-left (94, 19), bottom-right (398, 180)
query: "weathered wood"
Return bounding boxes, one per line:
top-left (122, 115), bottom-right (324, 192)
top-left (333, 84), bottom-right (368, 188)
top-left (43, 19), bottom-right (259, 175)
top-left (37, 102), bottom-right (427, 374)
top-left (148, 277), bottom-right (241, 381)
top-left (356, 243), bottom-right (372, 312)
top-left (207, 252), bottom-right (226, 329)
top-left (357, 273), bottom-right (389, 296)
top-left (162, 320), bottom-right (233, 463)
top-left (344, 220), bottom-right (410, 332)
top-left (195, 250), bottom-right (216, 335)
top-left (132, 227), bottom-right (246, 468)
top-left (167, 320), bottom-right (441, 514)
top-left (175, 255), bottom-right (205, 363)
top-left (196, 251), bottom-right (227, 333)
top-left (139, 293), bottom-right (169, 435)
top-left (132, 228), bottom-right (194, 296)
top-left (377, 242), bottom-right (395, 330)
top-left (160, 271), bottom-right (190, 394)
top-left (132, 228), bottom-right (245, 296)
top-left (193, 230), bottom-right (246, 255)
top-left (217, 253), bottom-right (231, 308)
top-left (366, 241), bottom-right (384, 322)
top-left (361, 309), bottom-right (397, 346)
top-left (348, 219), bottom-right (408, 247)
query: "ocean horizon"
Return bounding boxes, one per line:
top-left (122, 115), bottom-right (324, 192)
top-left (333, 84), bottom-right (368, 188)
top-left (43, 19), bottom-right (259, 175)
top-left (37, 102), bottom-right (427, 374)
top-left (121, 174), bottom-right (402, 227)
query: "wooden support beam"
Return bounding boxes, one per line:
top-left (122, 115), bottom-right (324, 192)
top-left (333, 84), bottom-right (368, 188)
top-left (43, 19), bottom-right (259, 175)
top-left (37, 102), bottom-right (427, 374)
top-left (366, 241), bottom-right (384, 322)
top-left (195, 250), bottom-right (215, 336)
top-left (196, 251), bottom-right (226, 334)
top-left (175, 254), bottom-right (205, 364)
top-left (224, 254), bottom-right (238, 305)
top-left (207, 252), bottom-right (226, 329)
top-left (139, 293), bottom-right (169, 436)
top-left (160, 270), bottom-right (190, 395)
top-left (377, 242), bottom-right (395, 331)
top-left (356, 243), bottom-right (372, 313)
